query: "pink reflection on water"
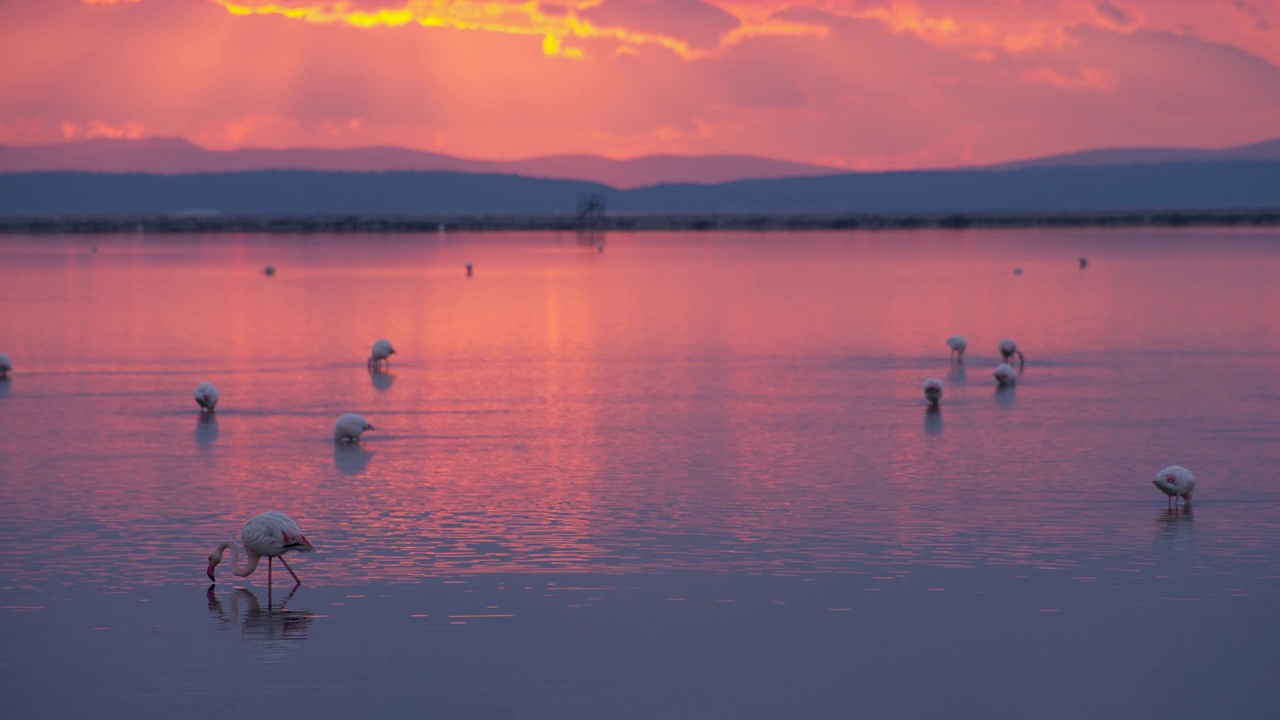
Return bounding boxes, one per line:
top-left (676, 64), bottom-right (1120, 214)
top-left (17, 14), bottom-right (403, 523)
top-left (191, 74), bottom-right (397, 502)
top-left (0, 229), bottom-right (1278, 587)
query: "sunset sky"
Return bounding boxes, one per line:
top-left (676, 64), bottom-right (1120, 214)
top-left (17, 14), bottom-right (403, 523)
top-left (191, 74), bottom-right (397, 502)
top-left (1, 0), bottom-right (1278, 169)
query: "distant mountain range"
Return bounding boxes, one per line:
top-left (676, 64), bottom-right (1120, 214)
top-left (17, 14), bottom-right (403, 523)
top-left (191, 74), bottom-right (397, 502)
top-left (0, 138), bottom-right (842, 189)
top-left (988, 137), bottom-right (1280, 170)
top-left (2, 136), bottom-right (1278, 189)
top-left (3, 161), bottom-right (1278, 217)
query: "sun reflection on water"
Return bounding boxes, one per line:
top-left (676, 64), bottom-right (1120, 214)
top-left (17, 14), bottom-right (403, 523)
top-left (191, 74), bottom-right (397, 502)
top-left (0, 230), bottom-right (1278, 592)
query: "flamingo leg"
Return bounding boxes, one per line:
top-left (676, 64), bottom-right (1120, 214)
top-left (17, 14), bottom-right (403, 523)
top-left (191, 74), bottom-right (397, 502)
top-left (279, 556), bottom-right (303, 585)
top-left (268, 556), bottom-right (273, 586)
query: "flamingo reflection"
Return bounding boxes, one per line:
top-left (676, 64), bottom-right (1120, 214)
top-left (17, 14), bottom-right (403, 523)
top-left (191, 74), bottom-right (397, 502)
top-left (994, 385), bottom-right (1016, 407)
top-left (207, 585), bottom-right (317, 652)
top-left (1156, 507), bottom-right (1194, 527)
top-left (195, 414), bottom-right (219, 449)
top-left (1154, 507), bottom-right (1195, 555)
top-left (923, 406), bottom-right (943, 435)
top-left (334, 443), bottom-right (374, 475)
top-left (369, 368), bottom-right (395, 393)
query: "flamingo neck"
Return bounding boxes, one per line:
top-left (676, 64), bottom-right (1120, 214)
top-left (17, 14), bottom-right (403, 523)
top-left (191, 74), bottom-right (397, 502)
top-left (218, 540), bottom-right (262, 578)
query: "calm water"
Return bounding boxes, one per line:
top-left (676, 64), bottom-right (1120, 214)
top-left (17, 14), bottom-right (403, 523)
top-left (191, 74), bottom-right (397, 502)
top-left (1, 228), bottom-right (1279, 718)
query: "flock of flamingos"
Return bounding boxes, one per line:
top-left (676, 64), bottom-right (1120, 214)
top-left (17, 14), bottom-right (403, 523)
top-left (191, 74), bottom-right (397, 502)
top-left (0, 284), bottom-right (1198, 590)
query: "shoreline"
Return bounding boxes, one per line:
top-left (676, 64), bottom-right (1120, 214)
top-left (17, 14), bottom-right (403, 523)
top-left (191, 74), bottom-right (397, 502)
top-left (1, 209), bottom-right (1278, 234)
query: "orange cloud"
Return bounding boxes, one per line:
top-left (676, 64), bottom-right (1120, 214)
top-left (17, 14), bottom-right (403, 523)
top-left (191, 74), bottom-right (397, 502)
top-left (1020, 65), bottom-right (1118, 91)
top-left (211, 0), bottom-right (827, 60)
top-left (60, 120), bottom-right (147, 140)
top-left (1, 0), bottom-right (1277, 171)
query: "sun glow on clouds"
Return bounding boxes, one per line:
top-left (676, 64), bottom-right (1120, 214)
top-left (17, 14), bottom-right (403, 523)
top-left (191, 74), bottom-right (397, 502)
top-left (3, 0), bottom-right (1277, 168)
top-left (1021, 65), bottom-right (1118, 91)
top-left (211, 0), bottom-right (828, 60)
top-left (61, 120), bottom-right (147, 140)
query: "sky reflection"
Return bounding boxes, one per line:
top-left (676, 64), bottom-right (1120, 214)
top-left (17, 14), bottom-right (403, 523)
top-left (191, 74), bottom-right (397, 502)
top-left (0, 229), bottom-right (1278, 591)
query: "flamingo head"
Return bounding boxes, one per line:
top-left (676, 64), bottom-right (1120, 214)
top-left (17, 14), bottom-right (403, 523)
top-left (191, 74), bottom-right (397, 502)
top-left (993, 363), bottom-right (1016, 386)
top-left (922, 378), bottom-right (943, 405)
top-left (207, 544), bottom-right (228, 581)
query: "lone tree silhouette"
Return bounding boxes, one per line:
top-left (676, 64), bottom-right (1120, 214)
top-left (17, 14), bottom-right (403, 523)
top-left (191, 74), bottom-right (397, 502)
top-left (576, 194), bottom-right (606, 226)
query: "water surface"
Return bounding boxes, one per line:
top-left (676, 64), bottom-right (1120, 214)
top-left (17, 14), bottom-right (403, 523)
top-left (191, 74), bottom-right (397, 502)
top-left (1, 229), bottom-right (1279, 718)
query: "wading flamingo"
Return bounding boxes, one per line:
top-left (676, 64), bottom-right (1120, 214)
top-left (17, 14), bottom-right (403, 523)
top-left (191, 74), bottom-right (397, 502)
top-left (999, 338), bottom-right (1025, 366)
top-left (368, 339), bottom-right (396, 369)
top-left (946, 336), bottom-right (967, 362)
top-left (923, 378), bottom-right (944, 406)
top-left (1153, 465), bottom-right (1196, 509)
top-left (0, 353), bottom-right (11, 378)
top-left (335, 413), bottom-right (374, 443)
top-left (993, 363), bottom-right (1017, 386)
top-left (207, 511), bottom-right (315, 586)
top-left (194, 381), bottom-right (219, 413)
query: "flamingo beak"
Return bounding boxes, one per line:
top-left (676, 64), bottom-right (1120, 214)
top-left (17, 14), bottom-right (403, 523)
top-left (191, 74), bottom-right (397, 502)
top-left (367, 425), bottom-right (375, 431)
top-left (207, 562), bottom-right (216, 581)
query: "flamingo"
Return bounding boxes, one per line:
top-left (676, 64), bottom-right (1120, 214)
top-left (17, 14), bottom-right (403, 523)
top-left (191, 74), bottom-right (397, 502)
top-left (0, 353), bottom-right (11, 378)
top-left (1079, 257), bottom-right (1088, 269)
top-left (999, 338), bottom-right (1025, 366)
top-left (368, 339), bottom-right (396, 369)
top-left (335, 413), bottom-right (374, 443)
top-left (923, 378), bottom-right (944, 406)
top-left (1014, 266), bottom-right (1023, 275)
top-left (207, 511), bottom-right (315, 586)
top-left (194, 381), bottom-right (219, 413)
top-left (1153, 465), bottom-right (1196, 509)
top-left (946, 336), bottom-right (967, 361)
top-left (263, 265), bottom-right (276, 276)
top-left (993, 363), bottom-right (1016, 386)
top-left (466, 263), bottom-right (473, 277)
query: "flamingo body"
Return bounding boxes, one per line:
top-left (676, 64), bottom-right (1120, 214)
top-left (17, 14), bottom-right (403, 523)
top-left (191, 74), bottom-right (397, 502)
top-left (207, 511), bottom-right (315, 584)
top-left (993, 363), bottom-right (1016, 386)
top-left (194, 381), bottom-right (219, 412)
top-left (922, 378), bottom-right (944, 406)
top-left (368, 339), bottom-right (396, 369)
top-left (945, 336), bottom-right (967, 361)
top-left (0, 353), bottom-right (10, 378)
top-left (335, 413), bottom-right (374, 442)
top-left (999, 338), bottom-right (1025, 366)
top-left (1153, 465), bottom-right (1196, 508)
top-left (263, 265), bottom-right (276, 276)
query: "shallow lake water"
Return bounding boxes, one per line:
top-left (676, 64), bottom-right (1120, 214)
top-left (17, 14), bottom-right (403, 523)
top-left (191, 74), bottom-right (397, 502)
top-left (1, 228), bottom-right (1279, 718)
